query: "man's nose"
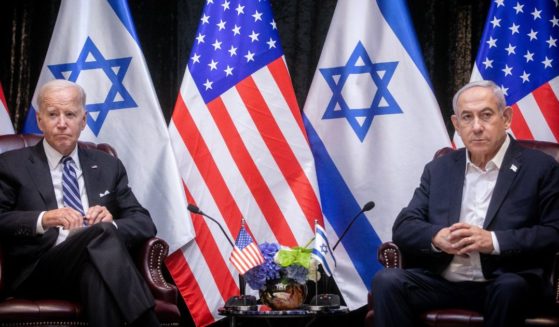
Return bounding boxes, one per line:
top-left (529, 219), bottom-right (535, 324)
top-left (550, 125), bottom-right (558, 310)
top-left (56, 115), bottom-right (67, 127)
top-left (472, 117), bottom-right (483, 131)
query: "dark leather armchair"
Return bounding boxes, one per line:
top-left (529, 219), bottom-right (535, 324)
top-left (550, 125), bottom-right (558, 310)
top-left (0, 134), bottom-right (181, 326)
top-left (365, 140), bottom-right (559, 327)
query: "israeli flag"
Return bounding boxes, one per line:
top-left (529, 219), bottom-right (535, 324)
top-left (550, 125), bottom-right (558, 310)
top-left (303, 0), bottom-right (451, 309)
top-left (22, 0), bottom-right (193, 252)
top-left (312, 222), bottom-right (336, 276)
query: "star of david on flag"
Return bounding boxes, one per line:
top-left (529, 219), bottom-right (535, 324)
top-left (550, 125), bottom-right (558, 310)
top-left (320, 41), bottom-right (401, 141)
top-left (23, 37), bottom-right (137, 136)
top-left (312, 222), bottom-right (336, 276)
top-left (456, 0), bottom-right (559, 145)
top-left (47, 37), bottom-right (137, 136)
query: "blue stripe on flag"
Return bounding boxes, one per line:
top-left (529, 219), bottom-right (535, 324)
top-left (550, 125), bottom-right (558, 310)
top-left (107, 0), bottom-right (140, 45)
top-left (316, 227), bottom-right (335, 262)
top-left (21, 105), bottom-right (41, 134)
top-left (312, 248), bottom-right (333, 276)
top-left (377, 0), bottom-right (433, 89)
top-left (303, 114), bottom-right (384, 289)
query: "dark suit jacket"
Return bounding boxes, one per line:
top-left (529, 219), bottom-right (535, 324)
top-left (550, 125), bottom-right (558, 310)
top-left (0, 141), bottom-right (156, 291)
top-left (393, 138), bottom-right (559, 283)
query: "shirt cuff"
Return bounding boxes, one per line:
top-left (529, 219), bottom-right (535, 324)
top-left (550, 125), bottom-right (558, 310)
top-left (491, 231), bottom-right (500, 255)
top-left (36, 211), bottom-right (46, 234)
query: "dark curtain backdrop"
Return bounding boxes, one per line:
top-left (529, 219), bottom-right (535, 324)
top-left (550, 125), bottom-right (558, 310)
top-left (0, 0), bottom-right (489, 135)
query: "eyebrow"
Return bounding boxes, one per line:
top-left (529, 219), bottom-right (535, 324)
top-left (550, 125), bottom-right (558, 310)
top-left (460, 106), bottom-right (496, 114)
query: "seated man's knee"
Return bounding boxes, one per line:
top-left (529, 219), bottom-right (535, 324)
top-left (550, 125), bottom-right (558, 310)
top-left (88, 221), bottom-right (117, 235)
top-left (372, 268), bottom-right (407, 294)
top-left (489, 273), bottom-right (530, 299)
top-left (82, 222), bottom-right (120, 245)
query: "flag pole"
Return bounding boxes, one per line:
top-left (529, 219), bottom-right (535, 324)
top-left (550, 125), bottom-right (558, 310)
top-left (309, 219), bottom-right (340, 310)
top-left (239, 218), bottom-right (246, 296)
top-left (314, 219), bottom-right (319, 305)
top-left (239, 276), bottom-right (246, 296)
top-left (224, 217), bottom-right (257, 311)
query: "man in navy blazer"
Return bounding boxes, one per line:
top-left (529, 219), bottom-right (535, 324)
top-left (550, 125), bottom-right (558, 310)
top-left (372, 80), bottom-right (559, 327)
top-left (0, 80), bottom-right (159, 326)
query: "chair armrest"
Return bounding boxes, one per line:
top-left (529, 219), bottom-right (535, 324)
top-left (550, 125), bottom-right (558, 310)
top-left (136, 237), bottom-right (178, 304)
top-left (377, 242), bottom-right (402, 269)
top-left (367, 242), bottom-right (403, 327)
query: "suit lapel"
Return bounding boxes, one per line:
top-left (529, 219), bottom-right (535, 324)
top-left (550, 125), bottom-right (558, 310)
top-left (79, 148), bottom-right (103, 207)
top-left (484, 141), bottom-right (522, 228)
top-left (27, 142), bottom-right (57, 209)
top-left (448, 149), bottom-right (466, 225)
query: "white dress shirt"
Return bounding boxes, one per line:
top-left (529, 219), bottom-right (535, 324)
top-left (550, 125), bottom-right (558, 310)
top-left (36, 139), bottom-right (90, 245)
top-left (441, 136), bottom-right (509, 282)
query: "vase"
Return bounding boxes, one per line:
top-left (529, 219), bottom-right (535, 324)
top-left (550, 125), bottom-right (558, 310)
top-left (259, 279), bottom-right (307, 310)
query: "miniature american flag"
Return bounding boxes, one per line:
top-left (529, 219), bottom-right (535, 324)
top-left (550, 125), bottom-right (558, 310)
top-left (230, 225), bottom-right (264, 275)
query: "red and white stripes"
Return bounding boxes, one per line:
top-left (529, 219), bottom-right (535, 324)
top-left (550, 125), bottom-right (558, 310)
top-left (509, 76), bottom-right (559, 142)
top-left (168, 57), bottom-right (322, 326)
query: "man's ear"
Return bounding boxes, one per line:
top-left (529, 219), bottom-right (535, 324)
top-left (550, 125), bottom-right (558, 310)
top-left (36, 111), bottom-right (44, 132)
top-left (502, 106), bottom-right (513, 130)
top-left (80, 110), bottom-right (87, 131)
top-left (451, 114), bottom-right (460, 136)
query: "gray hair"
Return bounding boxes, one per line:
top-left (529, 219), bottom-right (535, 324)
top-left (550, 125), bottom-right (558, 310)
top-left (452, 80), bottom-right (506, 114)
top-left (37, 79), bottom-right (86, 110)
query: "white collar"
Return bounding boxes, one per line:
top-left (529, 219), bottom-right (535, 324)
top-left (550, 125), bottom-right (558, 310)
top-left (43, 139), bottom-right (80, 170)
top-left (466, 135), bottom-right (510, 171)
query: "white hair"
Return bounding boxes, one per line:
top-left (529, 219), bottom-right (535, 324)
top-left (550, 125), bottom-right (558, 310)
top-left (452, 80), bottom-right (506, 114)
top-left (37, 79), bottom-right (86, 110)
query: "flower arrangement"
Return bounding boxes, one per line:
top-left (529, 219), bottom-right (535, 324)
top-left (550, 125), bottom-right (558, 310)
top-left (244, 242), bottom-right (320, 291)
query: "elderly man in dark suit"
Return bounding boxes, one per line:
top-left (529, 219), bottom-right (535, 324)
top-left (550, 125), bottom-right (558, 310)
top-left (0, 79), bottom-right (160, 326)
top-left (372, 80), bottom-right (559, 327)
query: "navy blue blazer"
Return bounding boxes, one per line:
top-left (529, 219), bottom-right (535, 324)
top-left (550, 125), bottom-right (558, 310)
top-left (0, 141), bottom-right (156, 290)
top-left (393, 137), bottom-right (559, 283)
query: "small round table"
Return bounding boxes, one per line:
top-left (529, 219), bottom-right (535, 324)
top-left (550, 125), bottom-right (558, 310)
top-left (218, 305), bottom-right (350, 327)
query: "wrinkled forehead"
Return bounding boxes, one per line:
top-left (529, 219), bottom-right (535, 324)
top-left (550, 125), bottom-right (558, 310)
top-left (456, 87), bottom-right (500, 113)
top-left (39, 88), bottom-right (84, 112)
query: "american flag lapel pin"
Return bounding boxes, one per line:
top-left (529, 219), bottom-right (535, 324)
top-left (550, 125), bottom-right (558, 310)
top-left (510, 164), bottom-right (517, 172)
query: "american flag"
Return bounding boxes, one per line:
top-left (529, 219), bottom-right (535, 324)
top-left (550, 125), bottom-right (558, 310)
top-left (0, 82), bottom-right (14, 135)
top-left (230, 224), bottom-right (264, 274)
top-left (167, 0), bottom-right (322, 325)
top-left (458, 0), bottom-right (559, 145)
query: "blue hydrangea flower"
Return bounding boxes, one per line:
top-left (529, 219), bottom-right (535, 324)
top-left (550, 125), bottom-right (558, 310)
top-left (244, 242), bottom-right (311, 291)
top-left (284, 264), bottom-right (308, 284)
top-left (244, 242), bottom-right (281, 290)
